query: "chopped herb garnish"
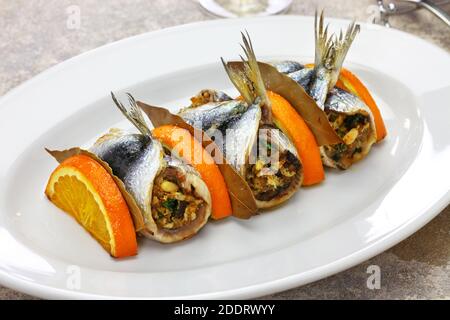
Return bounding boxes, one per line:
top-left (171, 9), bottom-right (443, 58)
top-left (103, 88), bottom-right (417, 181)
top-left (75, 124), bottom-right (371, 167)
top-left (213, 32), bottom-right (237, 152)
top-left (344, 114), bottom-right (366, 129)
top-left (173, 201), bottom-right (188, 218)
top-left (352, 147), bottom-right (362, 156)
top-left (162, 198), bottom-right (178, 213)
top-left (332, 153), bottom-right (341, 162)
top-left (332, 143), bottom-right (348, 162)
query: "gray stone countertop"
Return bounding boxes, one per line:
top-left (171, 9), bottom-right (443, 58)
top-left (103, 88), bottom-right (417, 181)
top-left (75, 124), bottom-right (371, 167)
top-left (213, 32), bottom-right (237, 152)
top-left (0, 0), bottom-right (449, 299)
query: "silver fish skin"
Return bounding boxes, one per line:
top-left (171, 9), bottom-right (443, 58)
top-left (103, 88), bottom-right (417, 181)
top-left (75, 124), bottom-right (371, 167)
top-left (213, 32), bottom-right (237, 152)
top-left (223, 104), bottom-right (261, 175)
top-left (271, 61), bottom-right (313, 89)
top-left (309, 67), bottom-right (332, 108)
top-left (288, 67), bottom-right (314, 91)
top-left (179, 99), bottom-right (249, 135)
top-left (180, 97), bottom-right (261, 172)
top-left (89, 130), bottom-right (163, 218)
top-left (271, 60), bottom-right (304, 74)
top-left (90, 129), bottom-right (212, 242)
top-left (325, 87), bottom-right (373, 116)
top-left (165, 155), bottom-right (197, 178)
top-left (270, 60), bottom-right (321, 103)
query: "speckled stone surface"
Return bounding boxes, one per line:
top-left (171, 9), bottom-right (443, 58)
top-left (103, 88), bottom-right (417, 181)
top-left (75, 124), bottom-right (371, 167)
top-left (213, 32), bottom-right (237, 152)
top-left (0, 0), bottom-right (449, 300)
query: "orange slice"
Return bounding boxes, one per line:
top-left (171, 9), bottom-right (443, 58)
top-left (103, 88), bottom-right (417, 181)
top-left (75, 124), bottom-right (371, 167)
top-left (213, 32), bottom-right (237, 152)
top-left (336, 68), bottom-right (387, 142)
top-left (45, 154), bottom-right (138, 258)
top-left (152, 124), bottom-right (232, 220)
top-left (268, 91), bottom-right (324, 186)
top-left (305, 63), bottom-right (386, 142)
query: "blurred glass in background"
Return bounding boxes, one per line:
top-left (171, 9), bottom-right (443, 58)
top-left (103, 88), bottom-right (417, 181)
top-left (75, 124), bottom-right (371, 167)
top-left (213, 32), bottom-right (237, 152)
top-left (198, 0), bottom-right (292, 17)
top-left (374, 0), bottom-right (449, 27)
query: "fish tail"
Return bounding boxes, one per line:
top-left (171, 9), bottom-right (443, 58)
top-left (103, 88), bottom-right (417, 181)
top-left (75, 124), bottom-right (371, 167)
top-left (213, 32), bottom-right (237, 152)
top-left (239, 31), bottom-right (269, 107)
top-left (221, 57), bottom-right (253, 104)
top-left (314, 10), bottom-right (334, 71)
top-left (111, 92), bottom-right (152, 137)
top-left (330, 18), bottom-right (360, 87)
top-left (222, 31), bottom-right (271, 123)
top-left (314, 10), bottom-right (360, 88)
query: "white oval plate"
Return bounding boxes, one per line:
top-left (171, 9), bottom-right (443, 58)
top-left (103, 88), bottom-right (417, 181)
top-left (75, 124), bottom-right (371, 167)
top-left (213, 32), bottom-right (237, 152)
top-left (0, 16), bottom-right (449, 299)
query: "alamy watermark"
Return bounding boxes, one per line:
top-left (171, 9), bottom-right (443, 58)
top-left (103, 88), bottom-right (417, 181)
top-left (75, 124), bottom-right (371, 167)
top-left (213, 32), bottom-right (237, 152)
top-left (66, 5), bottom-right (81, 30)
top-left (366, 265), bottom-right (381, 290)
top-left (66, 265), bottom-right (81, 290)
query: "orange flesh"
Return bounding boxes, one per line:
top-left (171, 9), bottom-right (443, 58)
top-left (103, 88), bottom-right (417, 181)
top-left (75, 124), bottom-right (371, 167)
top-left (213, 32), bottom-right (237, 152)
top-left (152, 125), bottom-right (232, 220)
top-left (45, 154), bottom-right (138, 258)
top-left (268, 91), bottom-right (325, 186)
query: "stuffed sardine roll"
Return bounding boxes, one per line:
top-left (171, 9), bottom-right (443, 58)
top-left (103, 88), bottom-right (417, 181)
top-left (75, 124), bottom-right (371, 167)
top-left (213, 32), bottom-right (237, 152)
top-left (179, 36), bottom-right (303, 209)
top-left (91, 95), bottom-right (211, 243)
top-left (273, 12), bottom-right (378, 169)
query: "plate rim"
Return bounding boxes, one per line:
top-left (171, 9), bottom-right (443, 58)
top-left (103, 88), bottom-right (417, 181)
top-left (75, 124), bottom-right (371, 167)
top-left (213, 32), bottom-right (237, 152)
top-left (0, 15), bottom-right (449, 299)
